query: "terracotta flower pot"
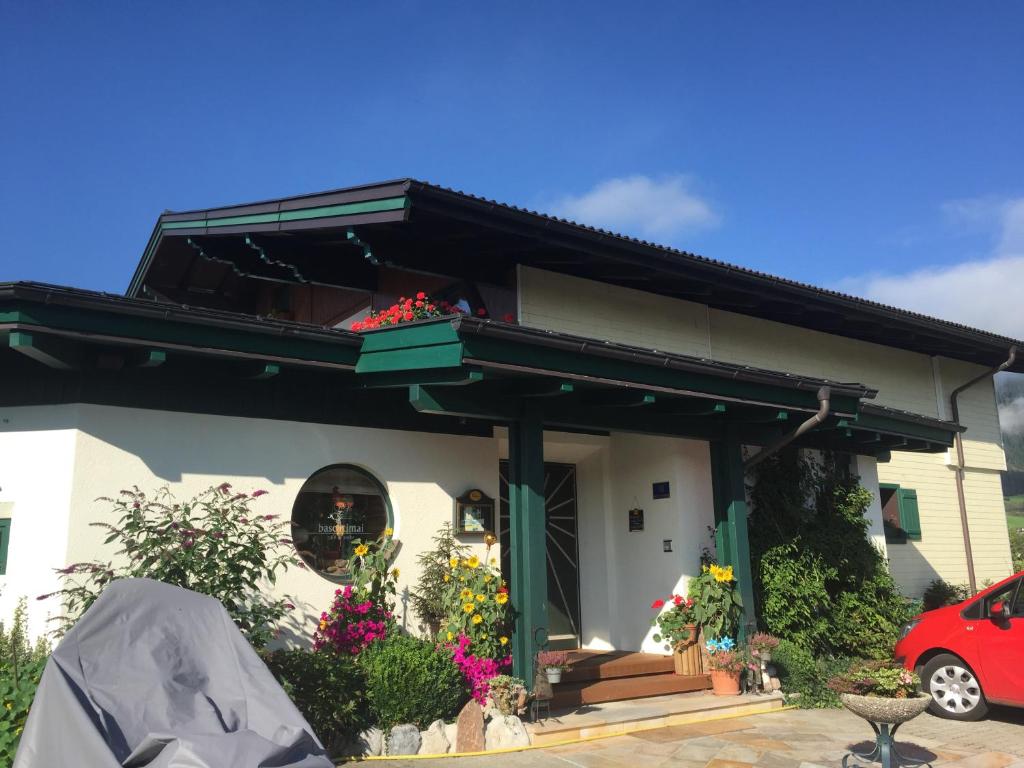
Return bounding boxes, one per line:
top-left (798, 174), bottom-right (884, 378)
top-left (672, 625), bottom-right (703, 676)
top-left (710, 668), bottom-right (742, 695)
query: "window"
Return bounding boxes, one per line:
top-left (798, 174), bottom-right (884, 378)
top-left (290, 465), bottom-right (393, 582)
top-left (879, 484), bottom-right (921, 543)
top-left (0, 518), bottom-right (10, 575)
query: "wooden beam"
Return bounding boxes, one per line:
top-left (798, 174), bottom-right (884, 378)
top-left (657, 400), bottom-right (727, 416)
top-left (580, 390), bottom-right (656, 407)
top-left (8, 331), bottom-right (80, 370)
top-left (132, 349), bottom-right (167, 368)
top-left (244, 363), bottom-right (280, 380)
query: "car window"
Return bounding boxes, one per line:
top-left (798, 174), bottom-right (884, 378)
top-left (1012, 580), bottom-right (1024, 618)
top-left (987, 582), bottom-right (1018, 617)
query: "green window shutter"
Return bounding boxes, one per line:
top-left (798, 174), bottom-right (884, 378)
top-left (897, 488), bottom-right (922, 541)
top-left (0, 519), bottom-right (9, 575)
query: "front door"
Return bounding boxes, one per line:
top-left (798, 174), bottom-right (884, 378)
top-left (499, 461), bottom-right (581, 651)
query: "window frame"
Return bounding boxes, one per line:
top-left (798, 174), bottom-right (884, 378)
top-left (879, 483), bottom-right (922, 543)
top-left (290, 463), bottom-right (395, 584)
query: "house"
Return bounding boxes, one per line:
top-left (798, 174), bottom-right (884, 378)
top-left (0, 179), bottom-right (1018, 693)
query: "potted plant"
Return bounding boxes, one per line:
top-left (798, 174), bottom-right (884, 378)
top-left (651, 594), bottom-right (703, 675)
top-left (705, 638), bottom-right (746, 696)
top-left (828, 660), bottom-right (930, 723)
top-left (537, 650), bottom-right (571, 684)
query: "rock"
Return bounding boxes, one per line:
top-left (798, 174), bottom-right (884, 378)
top-left (484, 714), bottom-right (531, 750)
top-left (359, 727), bottom-right (384, 757)
top-left (419, 719), bottom-right (450, 755)
top-left (387, 724), bottom-right (421, 756)
top-left (481, 696), bottom-right (497, 720)
top-left (770, 676), bottom-right (782, 692)
top-left (455, 699), bottom-right (485, 753)
top-left (444, 722), bottom-right (458, 753)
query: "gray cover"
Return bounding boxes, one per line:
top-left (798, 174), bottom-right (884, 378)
top-left (14, 578), bottom-right (332, 768)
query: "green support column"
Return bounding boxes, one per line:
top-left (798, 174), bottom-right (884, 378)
top-left (710, 438), bottom-right (756, 641)
top-left (508, 403), bottom-right (548, 688)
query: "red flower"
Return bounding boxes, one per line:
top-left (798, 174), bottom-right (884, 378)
top-left (416, 291), bottom-right (426, 300)
top-left (351, 321), bottom-right (363, 331)
top-left (427, 304), bottom-right (436, 311)
top-left (651, 599), bottom-right (665, 610)
top-left (672, 595), bottom-right (683, 606)
top-left (503, 313), bottom-right (515, 323)
top-left (415, 300), bottom-right (424, 307)
top-left (403, 311), bottom-right (414, 321)
top-left (476, 308), bottom-right (487, 317)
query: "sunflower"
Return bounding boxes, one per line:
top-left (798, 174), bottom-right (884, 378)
top-left (447, 631), bottom-right (454, 641)
top-left (443, 574), bottom-right (451, 582)
top-left (463, 602), bottom-right (475, 614)
top-left (499, 636), bottom-right (509, 645)
top-left (391, 568), bottom-right (400, 579)
top-left (471, 614), bottom-right (483, 625)
top-left (383, 527), bottom-right (394, 537)
top-left (495, 592), bottom-right (509, 605)
top-left (467, 555), bottom-right (480, 569)
top-left (475, 594), bottom-right (486, 602)
top-left (460, 587), bottom-right (473, 600)
top-left (354, 544), bottom-right (369, 557)
top-left (483, 575), bottom-right (492, 584)
top-left (449, 556), bottom-right (459, 569)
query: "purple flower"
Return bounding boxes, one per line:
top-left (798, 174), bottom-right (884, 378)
top-left (252, 489), bottom-right (269, 498)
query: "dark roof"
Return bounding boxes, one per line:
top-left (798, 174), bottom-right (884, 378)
top-left (129, 178), bottom-right (1023, 373)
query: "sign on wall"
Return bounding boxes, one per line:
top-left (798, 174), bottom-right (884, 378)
top-left (652, 481), bottom-right (670, 499)
top-left (628, 507), bottom-right (644, 532)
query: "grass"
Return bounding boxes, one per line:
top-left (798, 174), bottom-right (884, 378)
top-left (1007, 495), bottom-right (1024, 533)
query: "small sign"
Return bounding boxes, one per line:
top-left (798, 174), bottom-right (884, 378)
top-left (663, 539), bottom-right (673, 552)
top-left (454, 488), bottom-right (495, 535)
top-left (653, 481), bottom-right (670, 499)
top-left (628, 508), bottom-right (644, 532)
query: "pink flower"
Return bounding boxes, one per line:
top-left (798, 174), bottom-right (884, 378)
top-left (252, 489), bottom-right (269, 497)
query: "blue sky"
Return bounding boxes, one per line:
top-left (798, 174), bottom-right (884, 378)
top-left (1, 1), bottom-right (1022, 339)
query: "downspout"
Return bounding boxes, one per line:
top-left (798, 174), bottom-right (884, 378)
top-left (949, 346), bottom-right (1017, 595)
top-left (745, 387), bottom-right (831, 470)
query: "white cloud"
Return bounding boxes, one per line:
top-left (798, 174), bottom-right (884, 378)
top-left (837, 197), bottom-right (1024, 340)
top-left (1000, 397), bottom-right (1024, 435)
top-left (551, 175), bottom-right (719, 239)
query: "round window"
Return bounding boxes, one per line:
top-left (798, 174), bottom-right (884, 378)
top-left (290, 464), bottom-right (393, 582)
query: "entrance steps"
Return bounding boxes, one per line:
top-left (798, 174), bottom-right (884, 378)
top-left (550, 650), bottom-right (710, 709)
top-left (529, 688), bottom-right (787, 746)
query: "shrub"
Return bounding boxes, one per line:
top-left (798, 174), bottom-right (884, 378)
top-left (1010, 528), bottom-right (1024, 573)
top-left (0, 599), bottom-right (50, 764)
top-left (410, 523), bottom-right (469, 634)
top-left (772, 638), bottom-right (854, 709)
top-left (749, 449), bottom-right (913, 659)
top-left (361, 635), bottom-right (467, 728)
top-left (313, 529), bottom-right (398, 655)
top-left (263, 649), bottom-right (371, 754)
top-left (44, 484), bottom-right (298, 648)
top-left (828, 659), bottom-right (919, 698)
top-left (922, 578), bottom-right (970, 612)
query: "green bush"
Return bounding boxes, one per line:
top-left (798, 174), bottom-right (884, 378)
top-left (361, 635), bottom-right (467, 728)
top-left (1010, 528), bottom-right (1024, 573)
top-left (0, 599), bottom-right (50, 764)
top-left (922, 578), bottom-right (970, 611)
top-left (772, 639), bottom-right (853, 709)
top-left (45, 484), bottom-right (299, 648)
top-left (749, 450), bottom-right (913, 659)
top-left (263, 649), bottom-right (371, 754)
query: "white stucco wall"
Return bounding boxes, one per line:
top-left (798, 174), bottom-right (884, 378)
top-left (4, 403), bottom-right (717, 651)
top-left (0, 405), bottom-right (80, 639)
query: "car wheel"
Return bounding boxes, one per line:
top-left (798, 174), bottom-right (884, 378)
top-left (921, 653), bottom-right (989, 721)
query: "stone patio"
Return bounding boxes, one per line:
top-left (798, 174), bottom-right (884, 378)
top-left (356, 704), bottom-right (1024, 767)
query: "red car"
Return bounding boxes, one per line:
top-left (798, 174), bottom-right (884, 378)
top-left (895, 571), bottom-right (1023, 720)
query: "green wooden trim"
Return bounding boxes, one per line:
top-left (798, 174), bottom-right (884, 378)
top-left (2, 304), bottom-right (360, 367)
top-left (160, 197), bottom-right (408, 230)
top-left (710, 437), bottom-right (755, 641)
top-left (359, 367), bottom-right (485, 389)
top-left (853, 411), bottom-right (956, 446)
top-left (9, 330), bottom-right (81, 370)
top-left (508, 404), bottom-right (547, 688)
top-left (358, 321), bottom-right (461, 353)
top-left (0, 519), bottom-right (10, 575)
top-left (355, 342), bottom-right (465, 374)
